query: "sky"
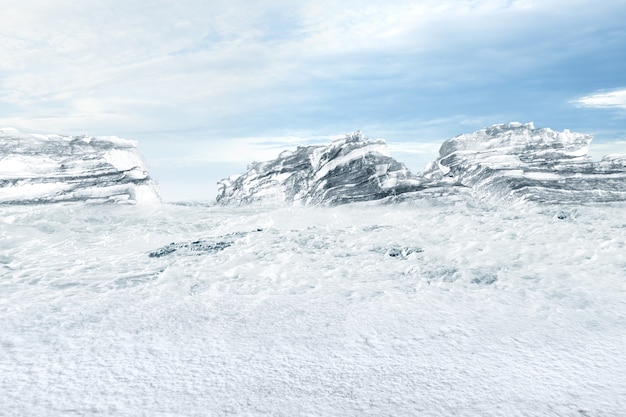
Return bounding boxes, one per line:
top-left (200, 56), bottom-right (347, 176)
top-left (1, 0), bottom-right (626, 201)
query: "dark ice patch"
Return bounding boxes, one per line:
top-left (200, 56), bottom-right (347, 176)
top-left (149, 240), bottom-right (232, 258)
top-left (372, 246), bottom-right (423, 259)
top-left (423, 267), bottom-right (460, 284)
top-left (470, 273), bottom-right (498, 285)
top-left (554, 209), bottom-right (578, 221)
top-left (362, 225), bottom-right (393, 232)
top-left (148, 229), bottom-right (263, 258)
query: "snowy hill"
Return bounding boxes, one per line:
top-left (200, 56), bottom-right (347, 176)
top-left (0, 128), bottom-right (160, 204)
top-left (218, 123), bottom-right (626, 205)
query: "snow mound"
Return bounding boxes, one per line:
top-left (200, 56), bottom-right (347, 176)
top-left (0, 128), bottom-right (160, 204)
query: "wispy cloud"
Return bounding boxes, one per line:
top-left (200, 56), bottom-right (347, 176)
top-left (575, 89), bottom-right (626, 109)
top-left (1, 1), bottom-right (625, 146)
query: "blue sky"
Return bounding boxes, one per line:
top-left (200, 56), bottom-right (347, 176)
top-left (1, 0), bottom-right (626, 201)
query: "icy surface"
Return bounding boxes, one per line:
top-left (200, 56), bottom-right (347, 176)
top-left (218, 124), bottom-right (626, 205)
top-left (1, 199), bottom-right (625, 416)
top-left (0, 128), bottom-right (160, 204)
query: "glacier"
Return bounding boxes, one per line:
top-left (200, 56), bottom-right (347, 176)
top-left (217, 123), bottom-right (626, 205)
top-left (0, 128), bottom-right (160, 204)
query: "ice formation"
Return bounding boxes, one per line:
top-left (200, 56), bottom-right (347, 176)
top-left (0, 128), bottom-right (160, 204)
top-left (218, 123), bottom-right (626, 205)
top-left (217, 131), bottom-right (424, 205)
top-left (424, 122), bottom-right (626, 202)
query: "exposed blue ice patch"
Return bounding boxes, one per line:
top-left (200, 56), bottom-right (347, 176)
top-left (148, 229), bottom-right (263, 258)
top-left (149, 240), bottom-right (233, 258)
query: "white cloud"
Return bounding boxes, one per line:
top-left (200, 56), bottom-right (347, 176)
top-left (1, 0), bottom-right (625, 142)
top-left (575, 89), bottom-right (626, 109)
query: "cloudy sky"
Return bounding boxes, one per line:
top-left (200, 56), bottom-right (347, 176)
top-left (1, 0), bottom-right (625, 200)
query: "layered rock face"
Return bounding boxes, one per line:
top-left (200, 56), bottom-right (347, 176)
top-left (426, 122), bottom-right (626, 203)
top-left (0, 128), bottom-right (160, 204)
top-left (217, 131), bottom-right (422, 205)
top-left (217, 123), bottom-right (626, 205)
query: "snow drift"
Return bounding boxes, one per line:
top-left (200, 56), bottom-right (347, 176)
top-left (217, 123), bottom-right (626, 205)
top-left (0, 128), bottom-right (160, 204)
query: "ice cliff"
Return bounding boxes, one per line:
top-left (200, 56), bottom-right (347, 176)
top-left (217, 123), bottom-right (626, 205)
top-left (0, 128), bottom-right (160, 204)
top-left (217, 131), bottom-right (423, 205)
top-left (425, 122), bottom-right (626, 203)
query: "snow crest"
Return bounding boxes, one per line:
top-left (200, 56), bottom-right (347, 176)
top-left (0, 128), bottom-right (160, 204)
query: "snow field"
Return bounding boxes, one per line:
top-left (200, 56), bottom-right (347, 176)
top-left (1, 199), bottom-right (625, 416)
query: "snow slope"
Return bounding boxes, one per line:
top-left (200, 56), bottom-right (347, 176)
top-left (1, 199), bottom-right (625, 416)
top-left (0, 128), bottom-right (160, 204)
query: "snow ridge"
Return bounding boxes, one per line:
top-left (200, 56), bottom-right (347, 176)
top-left (0, 128), bottom-right (160, 204)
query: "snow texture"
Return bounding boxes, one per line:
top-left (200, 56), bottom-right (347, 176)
top-left (1, 200), bottom-right (625, 416)
top-left (0, 128), bottom-right (160, 204)
top-left (217, 124), bottom-right (626, 205)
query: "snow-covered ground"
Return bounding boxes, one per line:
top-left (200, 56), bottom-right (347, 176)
top-left (1, 199), bottom-right (625, 416)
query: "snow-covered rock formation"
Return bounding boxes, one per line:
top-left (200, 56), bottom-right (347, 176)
top-left (217, 131), bottom-right (423, 205)
top-left (424, 122), bottom-right (626, 202)
top-left (0, 128), bottom-right (160, 204)
top-left (217, 123), bottom-right (626, 205)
